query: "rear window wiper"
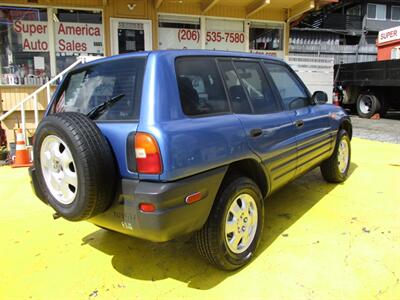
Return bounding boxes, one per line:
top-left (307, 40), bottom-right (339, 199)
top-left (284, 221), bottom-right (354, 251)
top-left (86, 94), bottom-right (125, 120)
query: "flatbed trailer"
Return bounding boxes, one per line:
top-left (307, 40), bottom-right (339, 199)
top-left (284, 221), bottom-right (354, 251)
top-left (334, 59), bottom-right (400, 118)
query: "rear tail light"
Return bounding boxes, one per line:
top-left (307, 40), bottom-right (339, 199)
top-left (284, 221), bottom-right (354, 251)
top-left (134, 132), bottom-right (162, 174)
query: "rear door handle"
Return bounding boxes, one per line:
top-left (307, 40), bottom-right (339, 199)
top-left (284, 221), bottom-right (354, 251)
top-left (250, 128), bottom-right (263, 137)
top-left (294, 119), bottom-right (304, 128)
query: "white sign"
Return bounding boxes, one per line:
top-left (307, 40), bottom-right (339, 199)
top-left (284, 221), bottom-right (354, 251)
top-left (56, 22), bottom-right (103, 54)
top-left (205, 30), bottom-right (246, 51)
top-left (13, 20), bottom-right (49, 52)
top-left (13, 20), bottom-right (103, 54)
top-left (158, 27), bottom-right (201, 49)
top-left (158, 27), bottom-right (246, 51)
top-left (34, 56), bottom-right (45, 70)
top-left (250, 49), bottom-right (284, 59)
top-left (378, 26), bottom-right (400, 45)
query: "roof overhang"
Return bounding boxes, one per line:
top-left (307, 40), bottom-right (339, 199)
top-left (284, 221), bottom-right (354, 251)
top-left (156, 0), bottom-right (337, 23)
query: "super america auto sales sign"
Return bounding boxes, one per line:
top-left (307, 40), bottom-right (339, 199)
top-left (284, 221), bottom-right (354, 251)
top-left (13, 20), bottom-right (103, 54)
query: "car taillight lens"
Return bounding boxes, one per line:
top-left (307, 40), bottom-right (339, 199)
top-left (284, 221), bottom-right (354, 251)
top-left (139, 203), bottom-right (156, 213)
top-left (134, 132), bottom-right (162, 174)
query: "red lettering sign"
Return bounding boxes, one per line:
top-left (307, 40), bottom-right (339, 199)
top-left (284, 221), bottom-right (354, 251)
top-left (14, 20), bottom-right (47, 36)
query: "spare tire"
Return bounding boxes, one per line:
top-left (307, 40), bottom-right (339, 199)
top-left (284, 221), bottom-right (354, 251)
top-left (33, 112), bottom-right (117, 221)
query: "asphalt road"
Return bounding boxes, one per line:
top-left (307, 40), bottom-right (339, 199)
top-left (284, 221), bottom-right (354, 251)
top-left (350, 112), bottom-right (400, 144)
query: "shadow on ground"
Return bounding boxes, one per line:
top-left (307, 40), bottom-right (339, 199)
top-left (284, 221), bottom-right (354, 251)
top-left (385, 111), bottom-right (400, 120)
top-left (350, 111), bottom-right (400, 120)
top-left (82, 163), bottom-right (357, 289)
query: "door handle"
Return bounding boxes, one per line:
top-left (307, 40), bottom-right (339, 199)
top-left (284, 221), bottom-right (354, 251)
top-left (294, 119), bottom-right (304, 128)
top-left (250, 128), bottom-right (263, 137)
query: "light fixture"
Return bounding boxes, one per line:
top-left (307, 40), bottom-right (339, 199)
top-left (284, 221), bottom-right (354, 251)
top-left (127, 3), bottom-right (136, 10)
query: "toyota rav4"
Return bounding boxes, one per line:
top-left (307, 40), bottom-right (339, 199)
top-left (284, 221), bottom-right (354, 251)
top-left (29, 50), bottom-right (352, 270)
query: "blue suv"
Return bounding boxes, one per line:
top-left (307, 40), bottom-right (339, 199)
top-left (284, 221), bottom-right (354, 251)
top-left (29, 50), bottom-right (352, 270)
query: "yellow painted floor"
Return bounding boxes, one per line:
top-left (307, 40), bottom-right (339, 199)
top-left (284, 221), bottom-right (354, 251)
top-left (1, 138), bottom-right (400, 300)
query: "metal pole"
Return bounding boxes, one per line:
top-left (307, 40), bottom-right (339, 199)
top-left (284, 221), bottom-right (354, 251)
top-left (33, 94), bottom-right (39, 128)
top-left (20, 103), bottom-right (26, 144)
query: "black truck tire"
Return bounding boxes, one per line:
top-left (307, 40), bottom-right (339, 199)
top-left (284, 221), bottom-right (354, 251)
top-left (356, 94), bottom-right (381, 118)
top-left (33, 112), bottom-right (117, 221)
top-left (195, 177), bottom-right (264, 270)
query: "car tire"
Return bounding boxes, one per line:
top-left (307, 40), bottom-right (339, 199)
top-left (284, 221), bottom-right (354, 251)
top-left (195, 176), bottom-right (264, 271)
top-left (33, 112), bottom-right (117, 221)
top-left (320, 129), bottom-right (351, 183)
top-left (356, 94), bottom-right (381, 118)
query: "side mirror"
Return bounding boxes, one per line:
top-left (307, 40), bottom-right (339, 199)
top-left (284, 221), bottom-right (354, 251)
top-left (312, 91), bottom-right (328, 105)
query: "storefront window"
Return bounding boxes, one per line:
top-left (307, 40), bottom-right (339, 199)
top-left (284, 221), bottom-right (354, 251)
top-left (249, 22), bottom-right (284, 57)
top-left (205, 19), bottom-right (245, 52)
top-left (53, 9), bottom-right (103, 73)
top-left (158, 15), bottom-right (201, 50)
top-left (0, 6), bottom-right (50, 85)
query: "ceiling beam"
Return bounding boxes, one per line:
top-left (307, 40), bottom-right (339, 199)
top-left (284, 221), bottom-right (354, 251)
top-left (246, 0), bottom-right (271, 18)
top-left (202, 0), bottom-right (221, 14)
top-left (287, 0), bottom-right (315, 22)
top-left (315, 0), bottom-right (338, 10)
top-left (155, 0), bottom-right (164, 9)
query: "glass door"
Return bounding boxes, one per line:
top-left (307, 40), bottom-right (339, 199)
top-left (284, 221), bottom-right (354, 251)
top-left (110, 18), bottom-right (152, 55)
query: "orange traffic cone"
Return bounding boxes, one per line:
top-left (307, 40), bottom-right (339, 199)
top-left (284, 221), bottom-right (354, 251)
top-left (12, 128), bottom-right (32, 168)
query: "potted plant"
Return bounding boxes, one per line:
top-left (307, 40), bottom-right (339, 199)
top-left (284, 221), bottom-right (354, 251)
top-left (0, 146), bottom-right (9, 161)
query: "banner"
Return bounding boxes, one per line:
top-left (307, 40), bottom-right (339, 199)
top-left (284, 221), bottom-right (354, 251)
top-left (205, 30), bottom-right (246, 51)
top-left (158, 27), bottom-right (201, 50)
top-left (158, 27), bottom-right (246, 51)
top-left (56, 22), bottom-right (103, 54)
top-left (378, 26), bottom-right (400, 45)
top-left (249, 49), bottom-right (284, 58)
top-left (14, 20), bottom-right (49, 52)
top-left (13, 20), bottom-right (103, 54)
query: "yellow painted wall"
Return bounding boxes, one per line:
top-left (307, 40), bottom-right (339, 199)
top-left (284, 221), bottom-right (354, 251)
top-left (1, 111), bottom-right (45, 145)
top-left (0, 86), bottom-right (53, 112)
top-left (0, 86), bottom-right (54, 145)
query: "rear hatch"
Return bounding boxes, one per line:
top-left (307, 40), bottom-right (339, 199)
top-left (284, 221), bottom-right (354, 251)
top-left (49, 56), bottom-right (146, 179)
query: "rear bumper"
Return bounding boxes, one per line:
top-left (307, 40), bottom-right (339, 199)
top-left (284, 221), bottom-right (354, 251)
top-left (29, 166), bottom-right (227, 242)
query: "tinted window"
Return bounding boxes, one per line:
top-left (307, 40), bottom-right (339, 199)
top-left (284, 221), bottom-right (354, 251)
top-left (265, 63), bottom-right (310, 110)
top-left (392, 6), bottom-right (400, 20)
top-left (233, 61), bottom-right (280, 114)
top-left (175, 57), bottom-right (229, 116)
top-left (218, 61), bottom-right (252, 114)
top-left (54, 58), bottom-right (145, 120)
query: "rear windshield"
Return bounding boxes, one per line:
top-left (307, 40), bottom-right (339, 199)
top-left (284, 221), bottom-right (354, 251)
top-left (53, 57), bottom-right (146, 121)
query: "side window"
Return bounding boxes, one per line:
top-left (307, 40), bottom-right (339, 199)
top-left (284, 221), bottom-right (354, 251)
top-left (218, 60), bottom-right (252, 114)
top-left (175, 57), bottom-right (229, 116)
top-left (233, 61), bottom-right (280, 114)
top-left (264, 63), bottom-right (310, 110)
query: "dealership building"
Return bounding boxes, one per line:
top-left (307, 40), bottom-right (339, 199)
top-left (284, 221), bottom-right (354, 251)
top-left (0, 0), bottom-right (328, 144)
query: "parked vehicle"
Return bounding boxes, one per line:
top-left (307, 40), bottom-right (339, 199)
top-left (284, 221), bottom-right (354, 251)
top-left (29, 50), bottom-right (352, 270)
top-left (334, 60), bottom-right (400, 118)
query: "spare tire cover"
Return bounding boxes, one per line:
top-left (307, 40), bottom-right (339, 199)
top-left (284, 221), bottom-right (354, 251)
top-left (33, 112), bottom-right (117, 221)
